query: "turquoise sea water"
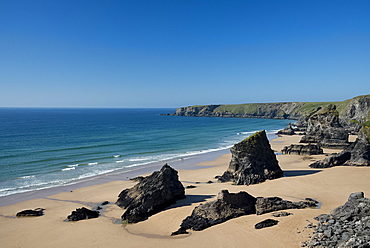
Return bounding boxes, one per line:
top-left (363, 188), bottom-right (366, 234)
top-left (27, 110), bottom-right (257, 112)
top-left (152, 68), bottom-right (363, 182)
top-left (0, 108), bottom-right (291, 197)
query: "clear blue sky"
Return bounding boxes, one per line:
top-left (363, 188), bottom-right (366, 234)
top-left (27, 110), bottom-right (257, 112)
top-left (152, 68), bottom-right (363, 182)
top-left (1, 0), bottom-right (369, 108)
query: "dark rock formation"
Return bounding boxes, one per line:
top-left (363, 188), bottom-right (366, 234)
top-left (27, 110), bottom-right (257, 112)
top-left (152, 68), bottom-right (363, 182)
top-left (300, 104), bottom-right (349, 148)
top-left (171, 190), bottom-right (257, 235)
top-left (255, 219), bottom-right (279, 229)
top-left (67, 207), bottom-right (99, 221)
top-left (281, 144), bottom-right (323, 155)
top-left (302, 192), bottom-right (370, 248)
top-left (310, 127), bottom-right (370, 168)
top-left (218, 130), bottom-right (283, 185)
top-left (101, 201), bottom-right (109, 205)
top-left (16, 208), bottom-right (44, 217)
top-left (116, 164), bottom-right (185, 223)
top-left (129, 176), bottom-right (145, 182)
top-left (277, 123), bottom-right (295, 135)
top-left (271, 211), bottom-right (292, 217)
top-left (255, 197), bottom-right (318, 215)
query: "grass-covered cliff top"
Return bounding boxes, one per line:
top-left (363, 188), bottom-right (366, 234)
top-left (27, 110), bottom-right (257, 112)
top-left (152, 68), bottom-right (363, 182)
top-left (185, 94), bottom-right (369, 118)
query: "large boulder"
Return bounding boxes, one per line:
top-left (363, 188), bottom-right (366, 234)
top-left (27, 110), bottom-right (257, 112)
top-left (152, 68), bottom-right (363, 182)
top-left (300, 104), bottom-right (349, 148)
top-left (116, 164), bottom-right (185, 223)
top-left (310, 127), bottom-right (370, 168)
top-left (281, 144), bottom-right (323, 155)
top-left (218, 130), bottom-right (283, 185)
top-left (171, 190), bottom-right (256, 235)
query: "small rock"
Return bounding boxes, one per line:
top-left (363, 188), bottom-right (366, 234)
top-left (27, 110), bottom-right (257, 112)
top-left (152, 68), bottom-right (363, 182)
top-left (186, 185), bottom-right (196, 189)
top-left (16, 208), bottom-right (45, 217)
top-left (255, 219), bottom-right (279, 229)
top-left (67, 207), bottom-right (99, 221)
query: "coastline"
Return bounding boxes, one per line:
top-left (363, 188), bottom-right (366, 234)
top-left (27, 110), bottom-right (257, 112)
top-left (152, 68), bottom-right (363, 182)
top-left (1, 134), bottom-right (369, 247)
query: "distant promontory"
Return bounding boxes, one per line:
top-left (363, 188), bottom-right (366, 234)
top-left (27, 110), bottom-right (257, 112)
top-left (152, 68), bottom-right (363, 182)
top-left (166, 94), bottom-right (369, 128)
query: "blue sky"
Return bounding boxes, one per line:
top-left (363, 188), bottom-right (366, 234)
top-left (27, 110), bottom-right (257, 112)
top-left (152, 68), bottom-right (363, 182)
top-left (1, 0), bottom-right (369, 108)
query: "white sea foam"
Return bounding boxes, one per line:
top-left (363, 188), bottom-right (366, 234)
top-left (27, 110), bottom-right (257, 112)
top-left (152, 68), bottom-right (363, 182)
top-left (88, 162), bottom-right (98, 165)
top-left (67, 164), bottom-right (79, 168)
top-left (129, 158), bottom-right (149, 162)
top-left (113, 155), bottom-right (120, 158)
top-left (116, 160), bottom-right (125, 163)
top-left (62, 167), bottom-right (75, 171)
top-left (18, 175), bottom-right (36, 179)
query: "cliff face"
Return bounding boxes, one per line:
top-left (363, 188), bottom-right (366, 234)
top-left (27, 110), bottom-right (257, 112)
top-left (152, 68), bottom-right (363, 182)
top-left (173, 102), bottom-right (304, 119)
top-left (170, 95), bottom-right (370, 127)
top-left (338, 95), bottom-right (370, 127)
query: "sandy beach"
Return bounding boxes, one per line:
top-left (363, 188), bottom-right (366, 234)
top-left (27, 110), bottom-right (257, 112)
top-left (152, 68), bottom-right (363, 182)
top-left (1, 134), bottom-right (369, 248)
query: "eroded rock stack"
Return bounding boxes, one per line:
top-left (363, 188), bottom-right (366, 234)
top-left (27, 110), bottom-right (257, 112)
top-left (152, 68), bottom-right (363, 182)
top-left (172, 190), bottom-right (318, 235)
top-left (281, 144), bottom-right (323, 155)
top-left (218, 130), bottom-right (283, 185)
top-left (310, 127), bottom-right (370, 168)
top-left (116, 164), bottom-right (185, 223)
top-left (300, 104), bottom-right (349, 148)
top-left (302, 192), bottom-right (370, 248)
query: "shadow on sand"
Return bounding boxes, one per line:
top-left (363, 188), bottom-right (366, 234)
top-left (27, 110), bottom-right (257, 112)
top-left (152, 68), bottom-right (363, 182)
top-left (166, 194), bottom-right (215, 210)
top-left (283, 170), bottom-right (322, 177)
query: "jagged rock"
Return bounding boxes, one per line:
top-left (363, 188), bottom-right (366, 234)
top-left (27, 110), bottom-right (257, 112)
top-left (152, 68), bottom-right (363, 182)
top-left (218, 130), bottom-right (283, 185)
top-left (300, 105), bottom-right (349, 148)
top-left (101, 201), bottom-right (109, 205)
top-left (310, 127), bottom-right (370, 168)
top-left (116, 164), bottom-right (185, 223)
top-left (281, 144), bottom-right (323, 155)
top-left (255, 219), bottom-right (279, 229)
top-left (303, 192), bottom-right (370, 248)
top-left (171, 190), bottom-right (257, 235)
top-left (339, 95), bottom-right (370, 129)
top-left (277, 123), bottom-right (295, 135)
top-left (16, 208), bottom-right (44, 217)
top-left (255, 197), bottom-right (318, 215)
top-left (67, 207), bottom-right (99, 221)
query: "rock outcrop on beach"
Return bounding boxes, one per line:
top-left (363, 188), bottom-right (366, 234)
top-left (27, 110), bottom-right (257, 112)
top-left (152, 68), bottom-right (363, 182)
top-left (277, 123), bottom-right (295, 135)
top-left (16, 208), bottom-right (44, 217)
top-left (67, 207), bottom-right (99, 221)
top-left (254, 219), bottom-right (279, 229)
top-left (310, 127), bottom-right (370, 168)
top-left (255, 197), bottom-right (318, 215)
top-left (281, 144), bottom-right (323, 155)
top-left (218, 130), bottom-right (283, 185)
top-left (300, 104), bottom-right (349, 148)
top-left (302, 192), bottom-right (370, 248)
top-left (171, 190), bottom-right (257, 235)
top-left (116, 164), bottom-right (185, 223)
top-left (172, 190), bottom-right (318, 235)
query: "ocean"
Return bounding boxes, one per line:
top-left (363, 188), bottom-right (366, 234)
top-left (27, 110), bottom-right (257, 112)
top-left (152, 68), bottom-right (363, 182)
top-left (0, 108), bottom-right (291, 197)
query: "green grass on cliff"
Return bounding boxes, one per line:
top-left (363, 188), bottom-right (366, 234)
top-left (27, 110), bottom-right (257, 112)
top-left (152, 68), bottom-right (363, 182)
top-left (187, 94), bottom-right (370, 118)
